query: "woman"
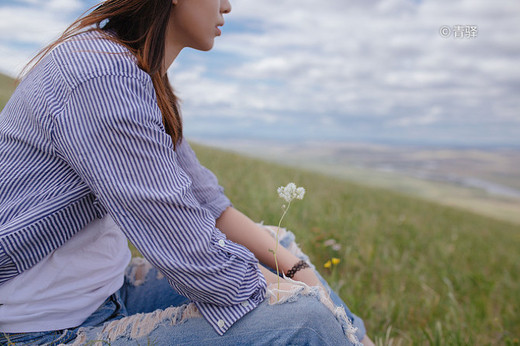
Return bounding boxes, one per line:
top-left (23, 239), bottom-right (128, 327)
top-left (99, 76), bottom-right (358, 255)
top-left (0, 0), bottom-right (373, 344)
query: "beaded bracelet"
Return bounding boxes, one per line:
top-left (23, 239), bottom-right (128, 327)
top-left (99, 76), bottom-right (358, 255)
top-left (285, 260), bottom-right (310, 278)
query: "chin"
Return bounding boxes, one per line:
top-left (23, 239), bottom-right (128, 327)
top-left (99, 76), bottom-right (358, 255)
top-left (191, 40), bottom-right (215, 52)
top-left (200, 43), bottom-right (215, 51)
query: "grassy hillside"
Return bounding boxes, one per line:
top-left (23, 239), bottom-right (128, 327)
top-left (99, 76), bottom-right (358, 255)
top-left (0, 73), bottom-right (17, 109)
top-left (191, 143), bottom-right (520, 345)
top-left (1, 73), bottom-right (519, 344)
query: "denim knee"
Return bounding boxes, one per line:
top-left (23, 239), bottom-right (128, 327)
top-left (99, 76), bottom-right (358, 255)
top-left (268, 295), bottom-right (361, 345)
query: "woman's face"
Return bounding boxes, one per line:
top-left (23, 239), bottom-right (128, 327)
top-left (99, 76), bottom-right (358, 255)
top-left (168, 0), bottom-right (232, 52)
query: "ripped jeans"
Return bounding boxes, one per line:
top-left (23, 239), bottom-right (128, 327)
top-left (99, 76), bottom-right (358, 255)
top-left (0, 226), bottom-right (366, 346)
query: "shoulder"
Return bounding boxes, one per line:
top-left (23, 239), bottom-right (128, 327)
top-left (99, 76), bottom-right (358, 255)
top-left (50, 30), bottom-right (151, 89)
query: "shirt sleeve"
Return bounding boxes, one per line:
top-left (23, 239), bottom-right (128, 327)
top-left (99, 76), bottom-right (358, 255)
top-left (51, 74), bottom-right (266, 335)
top-left (174, 140), bottom-right (232, 220)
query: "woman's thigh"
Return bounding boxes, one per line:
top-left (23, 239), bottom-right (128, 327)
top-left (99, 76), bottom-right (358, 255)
top-left (71, 295), bottom-right (359, 346)
top-left (111, 252), bottom-right (362, 345)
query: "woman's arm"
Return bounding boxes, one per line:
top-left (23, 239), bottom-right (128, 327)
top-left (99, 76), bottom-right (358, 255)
top-left (172, 143), bottom-right (323, 288)
top-left (53, 72), bottom-right (266, 336)
top-left (216, 207), bottom-right (322, 287)
top-left (174, 140), bottom-right (232, 219)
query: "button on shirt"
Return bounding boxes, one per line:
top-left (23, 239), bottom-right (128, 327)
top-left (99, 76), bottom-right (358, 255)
top-left (0, 30), bottom-right (266, 335)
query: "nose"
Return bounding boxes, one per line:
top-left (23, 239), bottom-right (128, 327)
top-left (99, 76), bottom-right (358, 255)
top-left (221, 0), bottom-right (231, 14)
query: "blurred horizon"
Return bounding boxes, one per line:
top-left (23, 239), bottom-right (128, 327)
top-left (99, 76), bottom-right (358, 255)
top-left (193, 137), bottom-right (520, 225)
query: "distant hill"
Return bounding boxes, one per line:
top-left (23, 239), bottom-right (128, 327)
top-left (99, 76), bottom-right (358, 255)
top-left (203, 139), bottom-right (520, 225)
top-left (0, 72), bottom-right (17, 110)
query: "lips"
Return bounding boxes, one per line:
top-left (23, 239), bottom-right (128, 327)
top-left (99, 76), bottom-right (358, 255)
top-left (216, 22), bottom-right (224, 36)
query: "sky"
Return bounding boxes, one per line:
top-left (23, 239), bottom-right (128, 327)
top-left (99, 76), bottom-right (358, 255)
top-left (0, 0), bottom-right (519, 147)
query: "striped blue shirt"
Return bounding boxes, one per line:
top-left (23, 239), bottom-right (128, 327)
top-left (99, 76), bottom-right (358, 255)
top-left (0, 30), bottom-right (266, 335)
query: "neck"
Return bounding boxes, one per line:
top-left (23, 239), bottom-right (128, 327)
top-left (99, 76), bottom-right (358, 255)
top-left (163, 9), bottom-right (183, 73)
top-left (163, 42), bottom-right (183, 73)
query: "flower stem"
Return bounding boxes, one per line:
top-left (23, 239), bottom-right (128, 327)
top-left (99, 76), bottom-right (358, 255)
top-left (274, 201), bottom-right (291, 301)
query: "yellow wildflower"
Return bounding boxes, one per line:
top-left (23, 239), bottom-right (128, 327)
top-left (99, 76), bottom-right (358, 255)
top-left (324, 260), bottom-right (332, 269)
top-left (332, 257), bottom-right (341, 265)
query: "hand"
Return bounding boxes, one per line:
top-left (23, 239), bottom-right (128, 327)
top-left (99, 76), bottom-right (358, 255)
top-left (259, 264), bottom-right (306, 304)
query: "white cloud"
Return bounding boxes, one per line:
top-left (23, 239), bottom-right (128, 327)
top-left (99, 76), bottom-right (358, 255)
top-left (1, 0), bottom-right (519, 145)
top-left (181, 0), bottom-right (519, 145)
top-left (0, 0), bottom-right (87, 75)
top-left (0, 7), bottom-right (67, 44)
top-left (45, 0), bottom-right (84, 12)
top-left (0, 44), bottom-right (35, 76)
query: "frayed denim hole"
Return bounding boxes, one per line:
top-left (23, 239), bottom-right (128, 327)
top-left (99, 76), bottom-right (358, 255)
top-left (91, 303), bottom-right (201, 343)
top-left (125, 257), bottom-right (154, 287)
top-left (279, 230), bottom-right (295, 248)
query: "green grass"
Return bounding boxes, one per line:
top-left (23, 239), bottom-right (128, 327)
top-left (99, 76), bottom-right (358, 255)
top-left (0, 73), bottom-right (17, 109)
top-left (190, 143), bottom-right (520, 345)
top-left (2, 72), bottom-right (519, 345)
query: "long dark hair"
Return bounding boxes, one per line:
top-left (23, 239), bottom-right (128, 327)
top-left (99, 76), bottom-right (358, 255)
top-left (22, 0), bottom-right (182, 146)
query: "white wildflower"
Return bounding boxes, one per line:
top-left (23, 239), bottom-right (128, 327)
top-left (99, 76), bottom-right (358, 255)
top-left (296, 187), bottom-right (305, 200)
top-left (277, 182), bottom-right (305, 202)
top-left (272, 182), bottom-right (307, 301)
top-left (323, 239), bottom-right (336, 247)
top-left (324, 238), bottom-right (342, 251)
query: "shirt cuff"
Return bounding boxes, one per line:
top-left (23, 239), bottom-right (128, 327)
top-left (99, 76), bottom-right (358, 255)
top-left (201, 194), bottom-right (232, 220)
top-left (195, 268), bottom-right (266, 335)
